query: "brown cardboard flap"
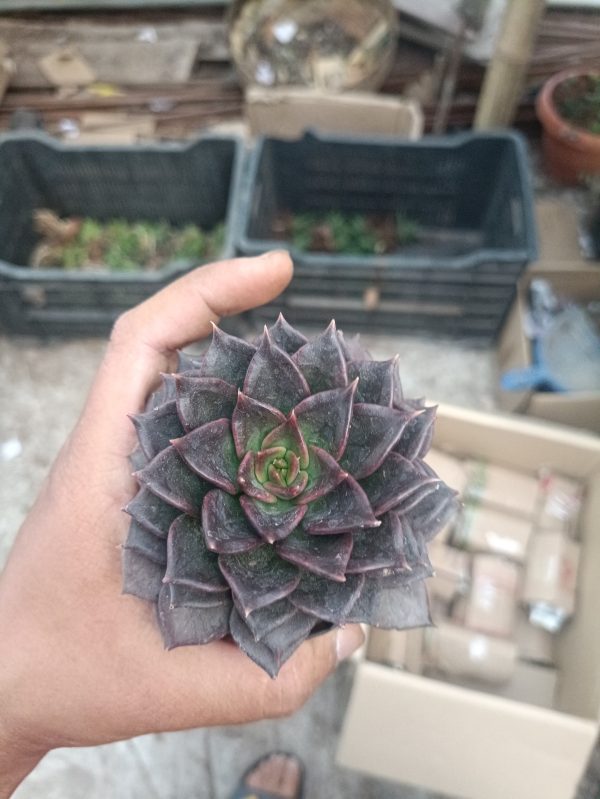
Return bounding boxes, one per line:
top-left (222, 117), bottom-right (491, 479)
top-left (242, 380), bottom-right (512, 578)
top-left (496, 269), bottom-right (600, 434)
top-left (338, 663), bottom-right (596, 799)
top-left (246, 87), bottom-right (424, 139)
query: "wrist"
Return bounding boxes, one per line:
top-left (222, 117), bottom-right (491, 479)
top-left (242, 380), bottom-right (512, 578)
top-left (0, 679), bottom-right (48, 799)
top-left (0, 747), bottom-right (45, 799)
top-left (0, 581), bottom-right (48, 797)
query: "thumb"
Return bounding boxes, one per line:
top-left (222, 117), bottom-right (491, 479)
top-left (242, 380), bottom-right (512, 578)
top-left (84, 251), bottom-right (293, 436)
top-left (115, 249), bottom-right (293, 355)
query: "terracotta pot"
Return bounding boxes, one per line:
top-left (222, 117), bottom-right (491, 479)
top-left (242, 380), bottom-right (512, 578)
top-left (536, 69), bottom-right (600, 185)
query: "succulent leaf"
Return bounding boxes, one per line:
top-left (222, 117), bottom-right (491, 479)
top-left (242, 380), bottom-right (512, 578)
top-left (197, 325), bottom-right (256, 388)
top-left (395, 405), bottom-right (437, 460)
top-left (297, 445), bottom-right (348, 504)
top-left (176, 376), bottom-right (237, 431)
top-left (164, 514), bottom-right (228, 592)
top-left (237, 452), bottom-right (278, 503)
top-left (346, 513), bottom-right (405, 574)
top-left (124, 485), bottom-right (181, 539)
top-left (218, 545), bottom-right (300, 616)
top-left (136, 446), bottom-right (211, 517)
top-left (402, 482), bottom-right (460, 542)
top-left (129, 446), bottom-right (149, 471)
top-left (177, 351), bottom-right (201, 373)
top-left (158, 585), bottom-right (231, 649)
top-left (348, 358), bottom-right (398, 407)
top-left (302, 476), bottom-right (379, 534)
top-left (231, 392), bottom-right (286, 458)
top-left (292, 321), bottom-right (348, 393)
top-left (131, 401), bottom-right (185, 461)
top-left (229, 607), bottom-right (315, 678)
top-left (276, 529), bottom-right (353, 582)
top-left (267, 314), bottom-right (308, 354)
top-left (261, 413), bottom-right (309, 470)
top-left (202, 489), bottom-right (263, 554)
top-left (122, 548), bottom-right (164, 602)
top-left (360, 452), bottom-right (435, 516)
top-left (242, 598), bottom-right (298, 642)
top-left (294, 383), bottom-right (356, 461)
top-left (240, 495), bottom-right (308, 543)
top-left (340, 404), bottom-right (414, 480)
top-left (167, 582), bottom-right (227, 609)
top-left (123, 520), bottom-right (168, 565)
top-left (173, 419), bottom-right (239, 495)
top-left (346, 576), bottom-right (432, 629)
top-left (145, 374), bottom-right (177, 411)
top-left (290, 572), bottom-right (365, 624)
top-left (337, 330), bottom-right (371, 361)
top-left (244, 331), bottom-right (309, 414)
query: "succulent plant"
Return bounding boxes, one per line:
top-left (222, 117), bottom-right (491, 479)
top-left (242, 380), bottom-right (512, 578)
top-left (123, 315), bottom-right (458, 676)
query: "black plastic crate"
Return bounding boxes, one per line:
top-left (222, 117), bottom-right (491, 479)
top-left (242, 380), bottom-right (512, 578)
top-left (236, 131), bottom-right (538, 341)
top-left (0, 132), bottom-right (243, 336)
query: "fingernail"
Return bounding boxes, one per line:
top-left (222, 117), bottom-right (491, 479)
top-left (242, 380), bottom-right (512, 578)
top-left (259, 249), bottom-right (291, 261)
top-left (335, 625), bottom-right (365, 663)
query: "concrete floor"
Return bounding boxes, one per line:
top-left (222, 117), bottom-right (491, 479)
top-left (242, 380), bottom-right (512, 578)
top-left (1, 326), bottom-right (495, 799)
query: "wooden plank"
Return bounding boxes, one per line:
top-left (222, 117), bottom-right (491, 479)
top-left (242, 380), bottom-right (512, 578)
top-left (2, 0), bottom-right (228, 9)
top-left (0, 14), bottom-right (229, 88)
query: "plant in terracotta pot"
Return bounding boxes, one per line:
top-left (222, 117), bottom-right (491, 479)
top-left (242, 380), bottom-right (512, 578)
top-left (536, 69), bottom-right (600, 185)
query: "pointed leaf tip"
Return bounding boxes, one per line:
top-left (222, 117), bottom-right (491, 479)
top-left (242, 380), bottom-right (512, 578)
top-left (173, 419), bottom-right (239, 495)
top-left (262, 413), bottom-right (309, 470)
top-left (135, 446), bottom-right (211, 517)
top-left (164, 514), bottom-right (228, 593)
top-left (232, 392), bottom-right (286, 458)
top-left (175, 375), bottom-right (237, 431)
top-left (244, 334), bottom-right (310, 415)
top-left (195, 326), bottom-right (256, 389)
top-left (131, 400), bottom-right (185, 461)
top-left (240, 496), bottom-right (307, 543)
top-left (348, 358), bottom-right (399, 407)
top-left (158, 585), bottom-right (231, 649)
top-left (302, 476), bottom-right (378, 534)
top-left (293, 321), bottom-right (348, 394)
top-left (340, 404), bottom-right (414, 480)
top-left (202, 490), bottom-right (262, 554)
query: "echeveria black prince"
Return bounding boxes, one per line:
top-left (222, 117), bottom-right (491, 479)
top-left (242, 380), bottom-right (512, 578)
top-left (123, 315), bottom-right (458, 676)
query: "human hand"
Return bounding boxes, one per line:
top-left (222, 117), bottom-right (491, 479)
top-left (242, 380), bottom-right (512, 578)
top-left (0, 252), bottom-right (364, 797)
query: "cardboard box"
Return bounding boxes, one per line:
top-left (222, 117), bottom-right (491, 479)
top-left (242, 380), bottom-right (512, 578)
top-left (453, 504), bottom-right (533, 563)
top-left (367, 627), bottom-right (424, 673)
top-left (515, 609), bottom-right (556, 666)
top-left (492, 661), bottom-right (559, 711)
top-left (464, 459), bottom-right (539, 518)
top-left (246, 86), bottom-right (424, 139)
top-left (427, 448), bottom-right (468, 495)
top-left (428, 542), bottom-right (470, 605)
top-left (497, 269), bottom-right (600, 434)
top-left (533, 197), bottom-right (589, 271)
top-left (452, 554), bottom-right (520, 638)
top-left (338, 404), bottom-right (600, 799)
top-left (523, 531), bottom-right (580, 632)
top-left (447, 660), bottom-right (559, 711)
top-left (423, 622), bottom-right (517, 685)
